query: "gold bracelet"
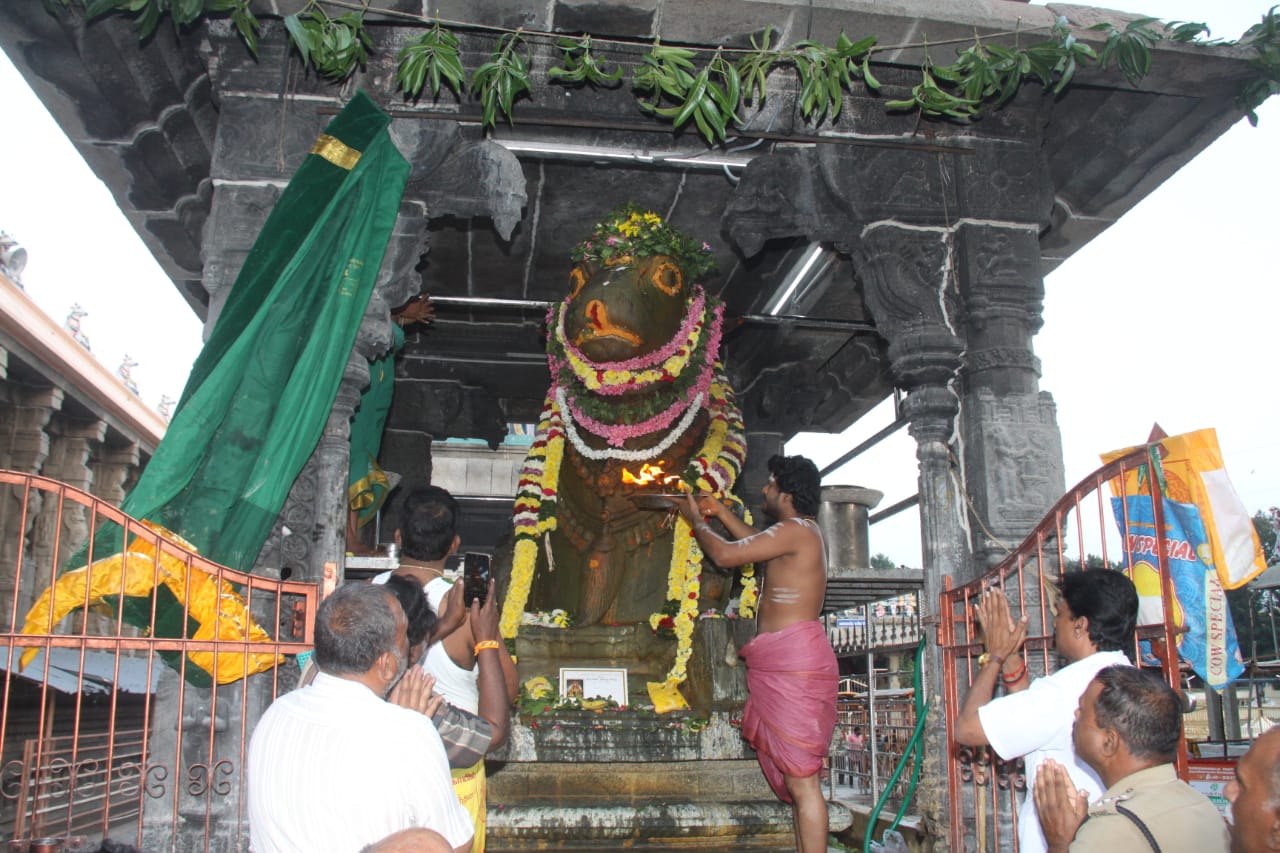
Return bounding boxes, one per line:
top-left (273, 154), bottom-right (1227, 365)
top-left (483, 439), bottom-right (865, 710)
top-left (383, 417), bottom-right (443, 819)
top-left (473, 640), bottom-right (502, 655)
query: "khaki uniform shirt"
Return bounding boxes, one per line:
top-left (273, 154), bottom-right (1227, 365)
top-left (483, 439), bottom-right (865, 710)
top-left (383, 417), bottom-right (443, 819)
top-left (1070, 764), bottom-right (1229, 853)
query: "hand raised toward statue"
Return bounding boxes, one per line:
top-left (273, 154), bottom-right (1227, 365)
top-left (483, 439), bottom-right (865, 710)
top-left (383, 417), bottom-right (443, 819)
top-left (680, 491), bottom-right (725, 529)
top-left (976, 587), bottom-right (1027, 663)
top-left (678, 491), bottom-right (703, 527)
top-left (388, 666), bottom-right (443, 718)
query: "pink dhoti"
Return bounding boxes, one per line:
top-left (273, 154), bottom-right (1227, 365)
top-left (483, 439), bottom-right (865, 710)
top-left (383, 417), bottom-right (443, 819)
top-left (739, 620), bottom-right (839, 803)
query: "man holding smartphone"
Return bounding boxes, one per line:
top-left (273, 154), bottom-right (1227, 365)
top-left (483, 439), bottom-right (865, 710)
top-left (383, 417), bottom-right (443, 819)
top-left (380, 486), bottom-right (519, 853)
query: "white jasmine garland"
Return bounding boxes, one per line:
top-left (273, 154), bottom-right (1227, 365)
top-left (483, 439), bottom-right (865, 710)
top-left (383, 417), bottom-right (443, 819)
top-left (556, 385), bottom-right (706, 462)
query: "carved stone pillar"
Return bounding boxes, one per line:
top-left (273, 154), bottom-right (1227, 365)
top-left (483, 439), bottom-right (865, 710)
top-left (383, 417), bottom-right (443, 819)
top-left (853, 224), bottom-right (967, 850)
top-left (90, 441), bottom-right (142, 507)
top-left (954, 168), bottom-right (1062, 569)
top-left (29, 416), bottom-right (105, 604)
top-left (0, 385), bottom-right (62, 612)
top-left (141, 30), bottom-right (332, 849)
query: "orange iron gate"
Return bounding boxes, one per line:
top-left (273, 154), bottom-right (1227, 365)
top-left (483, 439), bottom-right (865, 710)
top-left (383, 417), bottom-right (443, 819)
top-left (0, 471), bottom-right (318, 850)
top-left (938, 448), bottom-right (1185, 852)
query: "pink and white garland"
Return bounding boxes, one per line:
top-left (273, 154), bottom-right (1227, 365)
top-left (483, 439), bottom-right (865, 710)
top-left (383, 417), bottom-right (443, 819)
top-left (551, 290), bottom-right (726, 457)
top-left (552, 289), bottom-right (713, 395)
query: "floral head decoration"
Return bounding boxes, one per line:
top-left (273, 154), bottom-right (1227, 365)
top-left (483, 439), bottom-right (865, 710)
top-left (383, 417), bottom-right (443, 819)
top-left (570, 203), bottom-right (717, 283)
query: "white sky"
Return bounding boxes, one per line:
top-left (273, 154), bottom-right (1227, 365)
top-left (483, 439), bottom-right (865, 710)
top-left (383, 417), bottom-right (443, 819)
top-left (1, 2), bottom-right (1276, 568)
top-left (0, 51), bottom-right (204, 412)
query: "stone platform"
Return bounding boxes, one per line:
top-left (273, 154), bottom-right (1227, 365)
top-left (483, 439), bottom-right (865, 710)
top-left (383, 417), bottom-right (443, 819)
top-left (488, 730), bottom-right (853, 850)
top-left (486, 620), bottom-right (851, 849)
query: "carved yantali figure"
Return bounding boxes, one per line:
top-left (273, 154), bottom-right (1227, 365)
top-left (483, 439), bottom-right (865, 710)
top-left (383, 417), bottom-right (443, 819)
top-left (499, 205), bottom-right (755, 692)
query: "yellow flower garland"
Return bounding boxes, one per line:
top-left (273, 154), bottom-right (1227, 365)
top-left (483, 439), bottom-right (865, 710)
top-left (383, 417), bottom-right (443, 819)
top-left (559, 296), bottom-right (706, 393)
top-left (646, 373), bottom-right (753, 706)
top-left (501, 395), bottom-right (565, 639)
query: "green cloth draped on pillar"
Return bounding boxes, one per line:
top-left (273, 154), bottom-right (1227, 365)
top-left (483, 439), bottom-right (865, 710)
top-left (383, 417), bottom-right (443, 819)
top-left (128, 88), bottom-right (409, 570)
top-left (348, 323), bottom-right (404, 528)
top-left (66, 91), bottom-right (410, 682)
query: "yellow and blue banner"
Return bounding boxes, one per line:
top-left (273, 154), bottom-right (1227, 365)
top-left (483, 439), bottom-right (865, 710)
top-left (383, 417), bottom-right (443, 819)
top-left (1102, 428), bottom-right (1265, 691)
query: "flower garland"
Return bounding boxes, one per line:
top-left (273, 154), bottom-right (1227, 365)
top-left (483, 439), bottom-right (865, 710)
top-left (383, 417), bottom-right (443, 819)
top-left (651, 514), bottom-right (704, 687)
top-left (553, 288), bottom-right (711, 395)
top-left (547, 289), bottom-right (726, 451)
top-left (572, 203), bottom-right (717, 283)
top-left (500, 394), bottom-right (564, 639)
top-left (559, 386), bottom-right (705, 459)
top-left (502, 206), bottom-right (746, 684)
top-left (500, 367), bottom-right (750, 648)
top-left (646, 373), bottom-right (754, 697)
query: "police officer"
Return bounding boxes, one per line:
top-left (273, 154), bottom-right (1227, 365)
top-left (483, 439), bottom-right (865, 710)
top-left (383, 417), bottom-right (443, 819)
top-left (1034, 665), bottom-right (1228, 852)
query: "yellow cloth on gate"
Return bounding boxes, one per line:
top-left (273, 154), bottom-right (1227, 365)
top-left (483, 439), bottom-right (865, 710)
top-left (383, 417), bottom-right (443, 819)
top-left (451, 759), bottom-right (487, 853)
top-left (18, 521), bottom-right (281, 683)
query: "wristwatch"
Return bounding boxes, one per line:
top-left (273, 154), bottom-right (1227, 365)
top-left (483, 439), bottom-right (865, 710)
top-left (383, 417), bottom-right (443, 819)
top-left (977, 652), bottom-right (1003, 667)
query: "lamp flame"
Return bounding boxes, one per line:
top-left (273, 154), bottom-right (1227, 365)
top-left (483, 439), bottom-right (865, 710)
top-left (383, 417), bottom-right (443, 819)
top-left (621, 462), bottom-right (682, 489)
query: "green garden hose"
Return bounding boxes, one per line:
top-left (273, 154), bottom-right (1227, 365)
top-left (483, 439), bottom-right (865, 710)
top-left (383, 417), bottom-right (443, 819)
top-left (863, 635), bottom-right (929, 853)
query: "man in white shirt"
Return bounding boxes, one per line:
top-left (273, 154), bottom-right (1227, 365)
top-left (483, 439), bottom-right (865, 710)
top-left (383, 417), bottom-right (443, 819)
top-left (953, 570), bottom-right (1139, 853)
top-left (248, 582), bottom-right (473, 853)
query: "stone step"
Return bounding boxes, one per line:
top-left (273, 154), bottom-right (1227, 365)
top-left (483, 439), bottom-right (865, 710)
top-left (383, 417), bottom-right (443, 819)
top-left (489, 758), bottom-right (773, 802)
top-left (486, 800), bottom-right (854, 851)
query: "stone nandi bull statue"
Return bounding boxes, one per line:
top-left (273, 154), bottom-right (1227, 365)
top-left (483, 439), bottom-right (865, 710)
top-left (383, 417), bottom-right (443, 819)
top-left (499, 206), bottom-right (755, 694)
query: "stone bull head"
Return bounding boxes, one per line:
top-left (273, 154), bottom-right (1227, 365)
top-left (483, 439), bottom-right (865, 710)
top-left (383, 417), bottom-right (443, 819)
top-left (563, 254), bottom-right (691, 365)
top-left (516, 264), bottom-right (736, 631)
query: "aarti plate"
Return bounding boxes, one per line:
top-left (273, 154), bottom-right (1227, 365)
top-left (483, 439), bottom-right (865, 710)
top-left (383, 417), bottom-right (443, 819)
top-left (629, 493), bottom-right (686, 510)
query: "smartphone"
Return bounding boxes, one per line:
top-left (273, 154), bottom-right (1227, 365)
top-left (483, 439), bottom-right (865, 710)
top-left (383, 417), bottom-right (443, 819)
top-left (463, 552), bottom-right (491, 608)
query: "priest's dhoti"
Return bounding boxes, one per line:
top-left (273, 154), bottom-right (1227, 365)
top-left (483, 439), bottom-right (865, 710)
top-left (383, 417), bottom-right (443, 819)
top-left (739, 619), bottom-right (839, 802)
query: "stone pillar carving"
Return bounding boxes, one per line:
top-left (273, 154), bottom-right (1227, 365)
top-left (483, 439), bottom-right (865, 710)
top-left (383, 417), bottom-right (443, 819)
top-left (90, 441), bottom-right (142, 507)
top-left (852, 224), bottom-right (967, 851)
top-left (853, 226), bottom-right (968, 585)
top-left (29, 416), bottom-right (105, 606)
top-left (955, 212), bottom-right (1063, 570)
top-left (0, 386), bottom-right (62, 612)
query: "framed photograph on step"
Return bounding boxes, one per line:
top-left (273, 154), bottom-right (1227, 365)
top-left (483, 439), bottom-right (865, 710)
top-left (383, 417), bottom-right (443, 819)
top-left (558, 667), bottom-right (628, 704)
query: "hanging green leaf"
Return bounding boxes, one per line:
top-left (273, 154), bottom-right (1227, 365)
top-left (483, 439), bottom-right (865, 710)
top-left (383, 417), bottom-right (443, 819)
top-left (736, 27), bottom-right (780, 106)
top-left (282, 13), bottom-right (310, 68)
top-left (1164, 21), bottom-right (1213, 43)
top-left (548, 34), bottom-right (624, 86)
top-left (397, 23), bottom-right (465, 100)
top-left (48, 2), bottom-right (1280, 134)
top-left (862, 54), bottom-right (881, 90)
top-left (633, 45), bottom-right (739, 142)
top-left (1091, 16), bottom-right (1160, 86)
top-left (208, 0), bottom-right (260, 55)
top-left (1238, 5), bottom-right (1280, 124)
top-left (471, 30), bottom-right (532, 128)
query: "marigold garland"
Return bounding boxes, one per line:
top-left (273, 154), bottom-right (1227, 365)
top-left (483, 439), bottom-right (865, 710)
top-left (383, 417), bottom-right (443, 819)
top-left (501, 394), bottom-right (564, 639)
top-left (502, 368), bottom-right (749, 644)
top-left (647, 373), bottom-right (753, 693)
top-left (554, 288), bottom-right (711, 393)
